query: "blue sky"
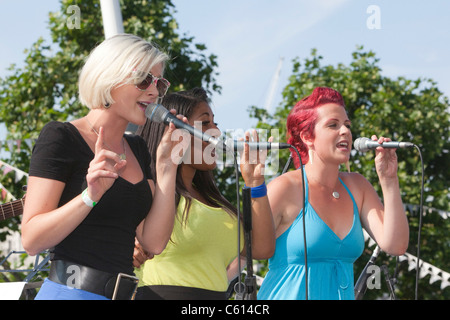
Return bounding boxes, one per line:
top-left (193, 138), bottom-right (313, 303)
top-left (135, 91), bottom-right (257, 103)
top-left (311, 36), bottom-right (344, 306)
top-left (1, 0), bottom-right (449, 137)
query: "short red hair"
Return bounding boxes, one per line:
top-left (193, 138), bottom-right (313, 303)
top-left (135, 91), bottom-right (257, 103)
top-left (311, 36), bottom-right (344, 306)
top-left (286, 87), bottom-right (346, 168)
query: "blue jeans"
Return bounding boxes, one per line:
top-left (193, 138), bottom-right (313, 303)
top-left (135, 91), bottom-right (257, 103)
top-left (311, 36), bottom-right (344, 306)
top-left (34, 278), bottom-right (109, 300)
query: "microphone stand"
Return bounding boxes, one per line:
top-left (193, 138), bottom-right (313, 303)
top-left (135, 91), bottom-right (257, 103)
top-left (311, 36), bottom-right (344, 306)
top-left (235, 187), bottom-right (257, 300)
top-left (354, 246), bottom-right (399, 300)
top-left (354, 246), bottom-right (381, 300)
top-left (381, 265), bottom-right (397, 300)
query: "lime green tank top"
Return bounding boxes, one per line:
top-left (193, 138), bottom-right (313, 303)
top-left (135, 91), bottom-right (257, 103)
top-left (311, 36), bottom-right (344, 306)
top-left (135, 196), bottom-right (243, 292)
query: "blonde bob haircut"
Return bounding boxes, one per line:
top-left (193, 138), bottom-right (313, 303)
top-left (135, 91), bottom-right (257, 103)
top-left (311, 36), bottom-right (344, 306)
top-left (78, 33), bottom-right (170, 109)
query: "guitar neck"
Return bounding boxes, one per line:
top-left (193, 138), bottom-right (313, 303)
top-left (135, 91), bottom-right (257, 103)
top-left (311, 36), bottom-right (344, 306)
top-left (0, 198), bottom-right (25, 222)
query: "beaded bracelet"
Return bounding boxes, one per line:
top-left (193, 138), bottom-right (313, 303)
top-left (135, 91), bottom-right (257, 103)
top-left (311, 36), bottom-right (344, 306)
top-left (81, 188), bottom-right (97, 208)
top-left (245, 182), bottom-right (267, 198)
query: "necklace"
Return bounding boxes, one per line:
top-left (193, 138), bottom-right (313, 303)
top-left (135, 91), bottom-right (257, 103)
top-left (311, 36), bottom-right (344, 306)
top-left (309, 176), bottom-right (340, 199)
top-left (85, 118), bottom-right (126, 160)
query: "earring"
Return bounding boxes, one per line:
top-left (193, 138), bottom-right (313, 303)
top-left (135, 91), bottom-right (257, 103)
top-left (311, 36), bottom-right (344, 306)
top-left (345, 161), bottom-right (351, 172)
top-left (308, 149), bottom-right (314, 164)
top-left (104, 102), bottom-right (111, 109)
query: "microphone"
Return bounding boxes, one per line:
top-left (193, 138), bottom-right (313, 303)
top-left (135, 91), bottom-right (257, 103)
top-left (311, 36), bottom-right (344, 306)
top-left (354, 137), bottom-right (414, 152)
top-left (354, 246), bottom-right (381, 300)
top-left (145, 103), bottom-right (291, 152)
top-left (227, 140), bottom-right (291, 151)
top-left (145, 103), bottom-right (223, 149)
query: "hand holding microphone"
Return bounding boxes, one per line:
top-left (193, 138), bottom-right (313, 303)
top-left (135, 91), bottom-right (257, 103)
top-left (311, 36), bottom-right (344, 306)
top-left (239, 130), bottom-right (272, 188)
top-left (354, 136), bottom-right (414, 152)
top-left (355, 135), bottom-right (413, 180)
top-left (149, 105), bottom-right (191, 173)
top-left (145, 102), bottom-right (223, 150)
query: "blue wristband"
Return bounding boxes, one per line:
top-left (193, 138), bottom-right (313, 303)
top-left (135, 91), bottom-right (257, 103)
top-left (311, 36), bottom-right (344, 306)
top-left (245, 182), bottom-right (267, 198)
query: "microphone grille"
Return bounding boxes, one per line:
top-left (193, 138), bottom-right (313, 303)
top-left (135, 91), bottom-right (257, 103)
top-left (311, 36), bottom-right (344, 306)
top-left (353, 137), bottom-right (362, 151)
top-left (354, 137), bottom-right (370, 152)
top-left (145, 103), bottom-right (167, 123)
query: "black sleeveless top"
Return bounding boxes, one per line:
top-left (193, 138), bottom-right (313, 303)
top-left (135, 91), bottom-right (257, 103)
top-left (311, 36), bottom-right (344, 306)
top-left (29, 121), bottom-right (153, 275)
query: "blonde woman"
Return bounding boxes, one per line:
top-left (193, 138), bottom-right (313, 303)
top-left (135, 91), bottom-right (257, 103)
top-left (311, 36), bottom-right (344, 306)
top-left (22, 34), bottom-right (184, 300)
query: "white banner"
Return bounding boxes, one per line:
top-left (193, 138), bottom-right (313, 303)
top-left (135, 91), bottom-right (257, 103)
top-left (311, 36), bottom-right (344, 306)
top-left (364, 231), bottom-right (449, 290)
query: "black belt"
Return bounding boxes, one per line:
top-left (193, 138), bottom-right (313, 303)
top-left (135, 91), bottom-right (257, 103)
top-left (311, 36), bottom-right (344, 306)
top-left (136, 285), bottom-right (227, 300)
top-left (49, 260), bottom-right (138, 300)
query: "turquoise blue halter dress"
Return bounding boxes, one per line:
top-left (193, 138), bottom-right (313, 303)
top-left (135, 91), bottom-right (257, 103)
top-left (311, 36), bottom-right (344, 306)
top-left (257, 169), bottom-right (365, 300)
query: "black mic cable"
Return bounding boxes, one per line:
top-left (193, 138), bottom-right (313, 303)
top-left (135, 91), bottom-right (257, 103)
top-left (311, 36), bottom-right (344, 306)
top-left (232, 143), bottom-right (308, 299)
top-left (414, 144), bottom-right (424, 300)
top-left (233, 152), bottom-right (244, 299)
top-left (280, 145), bottom-right (308, 300)
top-left (354, 139), bottom-right (424, 300)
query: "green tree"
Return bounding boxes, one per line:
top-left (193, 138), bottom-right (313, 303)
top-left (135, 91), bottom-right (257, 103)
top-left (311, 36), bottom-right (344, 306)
top-left (0, 0), bottom-right (220, 286)
top-left (249, 47), bottom-right (449, 300)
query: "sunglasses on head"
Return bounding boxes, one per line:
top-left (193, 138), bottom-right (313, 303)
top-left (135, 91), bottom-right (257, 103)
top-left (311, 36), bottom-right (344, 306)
top-left (133, 69), bottom-right (170, 97)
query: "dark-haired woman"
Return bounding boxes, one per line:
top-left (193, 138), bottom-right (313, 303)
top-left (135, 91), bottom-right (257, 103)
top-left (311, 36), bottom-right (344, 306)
top-left (257, 87), bottom-right (409, 300)
top-left (134, 88), bottom-right (275, 300)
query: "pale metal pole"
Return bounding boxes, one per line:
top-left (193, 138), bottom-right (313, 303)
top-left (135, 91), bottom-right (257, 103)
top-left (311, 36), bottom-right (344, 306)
top-left (99, 0), bottom-right (124, 38)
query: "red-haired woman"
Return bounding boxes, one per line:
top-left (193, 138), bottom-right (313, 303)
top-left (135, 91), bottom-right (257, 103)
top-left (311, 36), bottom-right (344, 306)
top-left (257, 87), bottom-right (409, 300)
